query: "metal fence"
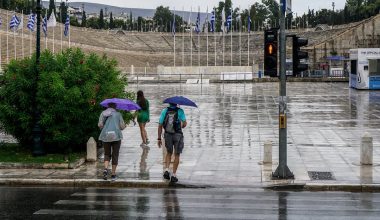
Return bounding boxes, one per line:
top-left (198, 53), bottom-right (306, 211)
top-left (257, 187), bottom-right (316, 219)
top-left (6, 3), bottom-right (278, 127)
top-left (122, 71), bottom-right (348, 84)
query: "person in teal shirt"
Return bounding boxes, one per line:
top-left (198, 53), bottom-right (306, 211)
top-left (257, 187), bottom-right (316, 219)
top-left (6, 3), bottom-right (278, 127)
top-left (158, 103), bottom-right (187, 183)
top-left (136, 90), bottom-right (150, 148)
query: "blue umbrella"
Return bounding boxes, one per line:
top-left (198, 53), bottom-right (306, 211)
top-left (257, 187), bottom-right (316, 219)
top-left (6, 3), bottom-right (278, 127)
top-left (163, 96), bottom-right (198, 108)
top-left (100, 98), bottom-right (141, 111)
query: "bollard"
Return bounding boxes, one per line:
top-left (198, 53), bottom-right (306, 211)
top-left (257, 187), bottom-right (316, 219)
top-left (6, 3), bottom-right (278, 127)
top-left (86, 137), bottom-right (97, 162)
top-left (360, 133), bottom-right (373, 165)
top-left (263, 140), bottom-right (272, 164)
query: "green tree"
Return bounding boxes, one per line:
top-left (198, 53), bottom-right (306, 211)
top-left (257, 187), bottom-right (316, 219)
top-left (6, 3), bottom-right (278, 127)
top-left (70, 16), bottom-right (80, 27)
top-left (129, 11), bottom-right (133, 30)
top-left (82, 10), bottom-right (87, 27)
top-left (109, 12), bottom-right (114, 29)
top-left (215, 1), bottom-right (225, 32)
top-left (153, 6), bottom-right (173, 32)
top-left (99, 9), bottom-right (105, 29)
top-left (0, 48), bottom-right (132, 152)
top-left (48, 0), bottom-right (56, 19)
top-left (59, 1), bottom-right (68, 23)
top-left (87, 17), bottom-right (99, 29)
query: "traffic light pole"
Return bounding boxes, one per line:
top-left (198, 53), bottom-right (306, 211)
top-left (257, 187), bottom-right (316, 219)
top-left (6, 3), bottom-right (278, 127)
top-left (273, 0), bottom-right (294, 179)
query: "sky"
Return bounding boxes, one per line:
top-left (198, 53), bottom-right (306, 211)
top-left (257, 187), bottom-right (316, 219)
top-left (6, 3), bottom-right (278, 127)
top-left (69, 0), bottom-right (346, 14)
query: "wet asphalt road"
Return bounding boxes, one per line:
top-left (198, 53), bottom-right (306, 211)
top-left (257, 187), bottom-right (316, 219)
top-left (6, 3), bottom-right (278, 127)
top-left (1, 186), bottom-right (380, 220)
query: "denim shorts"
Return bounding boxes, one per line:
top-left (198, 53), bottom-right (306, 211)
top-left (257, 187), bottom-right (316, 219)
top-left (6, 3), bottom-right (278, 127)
top-left (164, 133), bottom-right (184, 155)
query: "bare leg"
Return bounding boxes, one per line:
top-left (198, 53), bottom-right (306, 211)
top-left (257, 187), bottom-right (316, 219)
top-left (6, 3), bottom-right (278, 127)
top-left (139, 123), bottom-right (147, 144)
top-left (104, 161), bottom-right (109, 170)
top-left (173, 155), bottom-right (180, 174)
top-left (165, 153), bottom-right (172, 170)
top-left (111, 165), bottom-right (117, 175)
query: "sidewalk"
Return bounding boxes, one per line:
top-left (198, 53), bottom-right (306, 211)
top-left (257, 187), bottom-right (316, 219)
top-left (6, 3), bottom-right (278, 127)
top-left (1, 82), bottom-right (380, 191)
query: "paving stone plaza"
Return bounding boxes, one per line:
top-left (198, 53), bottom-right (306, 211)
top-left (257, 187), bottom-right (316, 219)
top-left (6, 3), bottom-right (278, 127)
top-left (1, 82), bottom-right (380, 187)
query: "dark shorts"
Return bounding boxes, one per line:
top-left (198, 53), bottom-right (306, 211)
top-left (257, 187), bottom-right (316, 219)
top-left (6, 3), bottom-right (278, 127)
top-left (164, 133), bottom-right (184, 155)
top-left (103, 140), bottom-right (121, 165)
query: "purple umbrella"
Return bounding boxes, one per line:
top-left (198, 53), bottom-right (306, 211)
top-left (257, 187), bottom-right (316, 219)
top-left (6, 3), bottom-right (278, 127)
top-left (163, 96), bottom-right (198, 108)
top-left (100, 98), bottom-right (141, 111)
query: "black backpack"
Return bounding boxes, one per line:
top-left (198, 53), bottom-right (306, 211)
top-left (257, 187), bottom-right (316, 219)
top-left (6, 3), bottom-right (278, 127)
top-left (163, 107), bottom-right (182, 134)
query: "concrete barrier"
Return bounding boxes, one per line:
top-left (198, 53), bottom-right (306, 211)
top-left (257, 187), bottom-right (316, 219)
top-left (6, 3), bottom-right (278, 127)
top-left (360, 133), bottom-right (373, 165)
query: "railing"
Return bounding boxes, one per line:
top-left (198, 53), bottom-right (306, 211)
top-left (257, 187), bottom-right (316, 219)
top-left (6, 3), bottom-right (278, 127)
top-left (122, 71), bottom-right (348, 84)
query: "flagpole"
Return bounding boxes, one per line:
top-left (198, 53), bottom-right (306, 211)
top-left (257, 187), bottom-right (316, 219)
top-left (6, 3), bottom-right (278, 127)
top-left (239, 18), bottom-right (241, 66)
top-left (7, 11), bottom-right (9, 64)
top-left (14, 19), bottom-right (16, 60)
top-left (173, 8), bottom-right (176, 67)
top-left (69, 19), bottom-right (71, 48)
top-left (230, 21), bottom-right (232, 66)
top-left (22, 12), bottom-right (24, 59)
top-left (53, 25), bottom-right (55, 53)
top-left (198, 7), bottom-right (200, 67)
top-left (190, 7), bottom-right (192, 67)
top-left (214, 28), bottom-right (216, 66)
top-left (61, 20), bottom-right (63, 51)
top-left (206, 7), bottom-right (209, 67)
top-left (182, 7), bottom-right (185, 66)
top-left (30, 29), bottom-right (32, 56)
top-left (247, 32), bottom-right (250, 66)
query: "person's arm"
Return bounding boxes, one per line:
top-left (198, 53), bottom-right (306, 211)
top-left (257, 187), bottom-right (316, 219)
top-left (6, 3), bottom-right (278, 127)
top-left (98, 113), bottom-right (104, 129)
top-left (119, 114), bottom-right (126, 130)
top-left (157, 109), bottom-right (166, 148)
top-left (157, 124), bottom-right (163, 148)
top-left (179, 109), bottom-right (187, 128)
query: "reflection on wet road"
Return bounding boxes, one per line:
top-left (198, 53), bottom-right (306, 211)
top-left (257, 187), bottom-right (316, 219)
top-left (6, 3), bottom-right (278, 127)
top-left (2, 186), bottom-right (380, 219)
top-left (123, 83), bottom-right (380, 184)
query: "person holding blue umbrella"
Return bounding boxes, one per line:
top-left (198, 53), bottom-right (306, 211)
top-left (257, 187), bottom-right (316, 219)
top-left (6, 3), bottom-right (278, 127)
top-left (158, 96), bottom-right (197, 183)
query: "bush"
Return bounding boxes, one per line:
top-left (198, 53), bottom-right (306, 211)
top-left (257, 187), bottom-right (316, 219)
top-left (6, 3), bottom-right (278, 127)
top-left (0, 48), bottom-right (133, 152)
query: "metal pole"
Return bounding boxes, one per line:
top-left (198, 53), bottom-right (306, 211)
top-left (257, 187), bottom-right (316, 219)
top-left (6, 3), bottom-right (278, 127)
top-left (33, 0), bottom-right (44, 156)
top-left (273, 0), bottom-right (293, 179)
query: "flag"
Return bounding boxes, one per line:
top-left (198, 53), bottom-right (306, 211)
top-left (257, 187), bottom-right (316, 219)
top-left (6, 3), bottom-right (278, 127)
top-left (9, 15), bottom-right (20, 31)
top-left (19, 14), bottom-right (24, 30)
top-left (0, 17), bottom-right (2, 27)
top-left (27, 14), bottom-right (36, 31)
top-left (221, 9), bottom-right (226, 32)
top-left (47, 12), bottom-right (57, 27)
top-left (227, 10), bottom-right (232, 32)
top-left (172, 12), bottom-right (175, 36)
top-left (195, 11), bottom-right (200, 34)
top-left (64, 16), bottom-right (70, 37)
top-left (42, 16), bottom-right (47, 36)
top-left (210, 9), bottom-right (215, 32)
top-left (248, 16), bottom-right (251, 33)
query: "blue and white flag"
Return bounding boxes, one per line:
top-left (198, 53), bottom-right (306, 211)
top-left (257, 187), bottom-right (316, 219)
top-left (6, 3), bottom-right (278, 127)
top-left (9, 15), bottom-right (20, 31)
top-left (248, 16), bottom-right (251, 33)
top-left (195, 11), bottom-right (200, 34)
top-left (172, 13), bottom-right (175, 36)
top-left (42, 16), bottom-right (47, 36)
top-left (210, 10), bottom-right (215, 32)
top-left (27, 14), bottom-right (36, 31)
top-left (227, 10), bottom-right (232, 32)
top-left (64, 16), bottom-right (70, 37)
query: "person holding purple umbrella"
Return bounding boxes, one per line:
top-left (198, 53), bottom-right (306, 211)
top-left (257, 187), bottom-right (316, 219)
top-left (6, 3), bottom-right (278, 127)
top-left (98, 102), bottom-right (126, 181)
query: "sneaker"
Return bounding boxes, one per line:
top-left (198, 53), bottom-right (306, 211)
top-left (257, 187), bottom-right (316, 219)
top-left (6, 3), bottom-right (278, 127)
top-left (146, 139), bottom-right (150, 145)
top-left (111, 175), bottom-right (117, 181)
top-left (170, 176), bottom-right (178, 183)
top-left (163, 171), bottom-right (171, 180)
top-left (140, 143), bottom-right (147, 148)
top-left (103, 169), bottom-right (108, 180)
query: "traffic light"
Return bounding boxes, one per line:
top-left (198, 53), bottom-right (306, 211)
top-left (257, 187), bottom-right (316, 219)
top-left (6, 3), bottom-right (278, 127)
top-left (264, 29), bottom-right (278, 77)
top-left (292, 36), bottom-right (309, 76)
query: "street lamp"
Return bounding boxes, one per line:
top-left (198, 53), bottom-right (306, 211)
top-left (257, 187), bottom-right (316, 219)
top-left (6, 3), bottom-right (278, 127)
top-left (32, 0), bottom-right (44, 156)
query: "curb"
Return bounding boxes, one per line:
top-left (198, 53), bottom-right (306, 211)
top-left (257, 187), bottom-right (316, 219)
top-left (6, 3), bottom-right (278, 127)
top-left (0, 157), bottom-right (86, 169)
top-left (265, 183), bottom-right (380, 192)
top-left (0, 178), bottom-right (213, 189)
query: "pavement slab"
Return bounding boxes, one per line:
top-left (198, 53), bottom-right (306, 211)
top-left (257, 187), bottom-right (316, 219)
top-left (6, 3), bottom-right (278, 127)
top-left (1, 82), bottom-right (380, 190)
